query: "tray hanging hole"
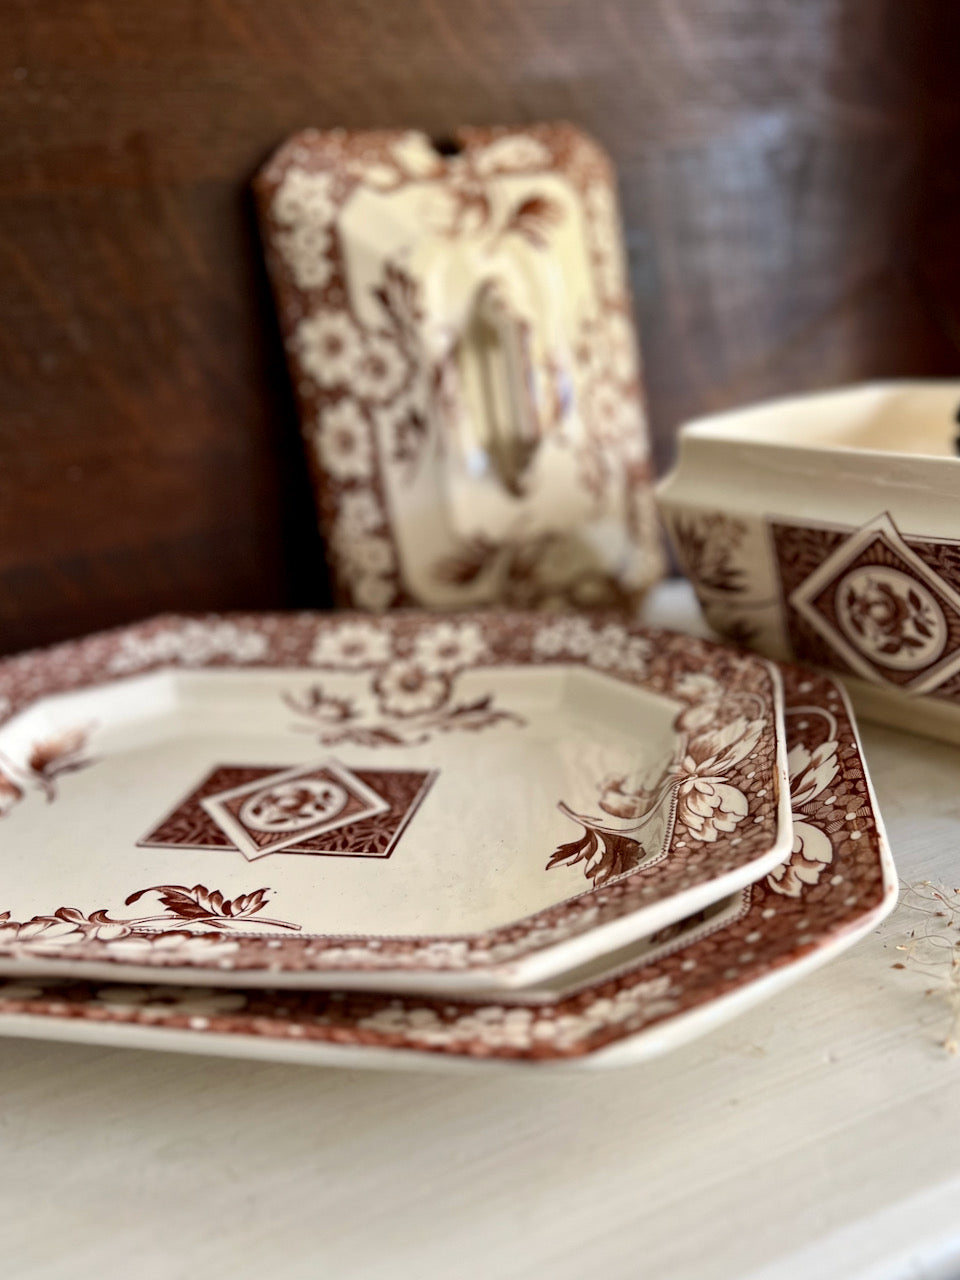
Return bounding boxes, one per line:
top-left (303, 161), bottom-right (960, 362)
top-left (432, 136), bottom-right (463, 157)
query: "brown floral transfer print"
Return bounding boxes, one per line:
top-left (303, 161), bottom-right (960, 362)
top-left (139, 764), bottom-right (436, 861)
top-left (0, 666), bottom-right (891, 1061)
top-left (549, 673), bottom-right (770, 888)
top-left (284, 617), bottom-right (525, 746)
top-left (0, 883), bottom-right (300, 953)
top-left (772, 513), bottom-right (960, 701)
top-left (669, 511), bottom-right (749, 596)
top-left (0, 611), bottom-right (783, 978)
top-left (254, 123), bottom-right (663, 614)
top-left (0, 726), bottom-right (94, 818)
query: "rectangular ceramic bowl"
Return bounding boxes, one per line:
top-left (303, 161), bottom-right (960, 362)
top-left (657, 380), bottom-right (960, 744)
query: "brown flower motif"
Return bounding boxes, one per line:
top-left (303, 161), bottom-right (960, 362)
top-left (767, 819), bottom-right (833, 897)
top-left (767, 736), bottom-right (840, 897)
top-left (674, 715), bottom-right (763, 844)
top-left (284, 685), bottom-right (355, 725)
top-left (550, 696), bottom-right (767, 886)
top-left (843, 575), bottom-right (936, 657)
top-left (676, 777), bottom-right (748, 843)
top-left (374, 661), bottom-right (450, 718)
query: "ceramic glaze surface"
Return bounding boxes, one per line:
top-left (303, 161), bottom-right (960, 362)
top-left (0, 665), bottom-right (896, 1067)
top-left (0, 612), bottom-right (788, 993)
top-left (255, 123), bottom-right (664, 614)
top-left (657, 381), bottom-right (960, 743)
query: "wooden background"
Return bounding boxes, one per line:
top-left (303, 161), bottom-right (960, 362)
top-left (2, 0), bottom-right (960, 655)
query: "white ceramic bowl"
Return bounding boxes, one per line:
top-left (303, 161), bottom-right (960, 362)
top-left (657, 380), bottom-right (960, 743)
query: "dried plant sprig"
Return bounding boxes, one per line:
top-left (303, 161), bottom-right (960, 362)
top-left (893, 880), bottom-right (960, 1053)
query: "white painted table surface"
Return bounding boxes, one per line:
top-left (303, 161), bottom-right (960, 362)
top-left (3, 582), bottom-right (960, 1280)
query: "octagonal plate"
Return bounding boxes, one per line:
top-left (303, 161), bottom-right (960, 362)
top-left (0, 668), bottom-right (895, 1068)
top-left (0, 612), bottom-right (790, 993)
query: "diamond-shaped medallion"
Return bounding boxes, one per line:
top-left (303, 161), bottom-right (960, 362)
top-left (789, 513), bottom-right (960, 693)
top-left (139, 762), bottom-right (437, 863)
top-left (199, 762), bottom-right (390, 860)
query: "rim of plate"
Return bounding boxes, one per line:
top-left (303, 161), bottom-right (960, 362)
top-left (0, 666), bottom-right (896, 1063)
top-left (0, 610), bottom-right (788, 985)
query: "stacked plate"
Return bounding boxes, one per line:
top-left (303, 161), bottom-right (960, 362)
top-left (0, 611), bottom-right (896, 1070)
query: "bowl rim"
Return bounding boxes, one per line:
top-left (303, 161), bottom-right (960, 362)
top-left (671, 379), bottom-right (960, 466)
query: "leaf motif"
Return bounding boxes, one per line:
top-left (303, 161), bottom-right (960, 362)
top-left (546, 820), bottom-right (645, 887)
top-left (287, 668), bottom-right (524, 749)
top-left (391, 406), bottom-right (429, 472)
top-left (447, 696), bottom-right (493, 717)
top-left (790, 740), bottom-right (840, 809)
top-left (126, 884), bottom-right (212, 920)
top-left (446, 186), bottom-right (492, 236)
top-left (432, 538), bottom-right (499, 586)
top-left (226, 888), bottom-right (270, 918)
top-left (686, 714), bottom-right (763, 775)
top-left (434, 705), bottom-right (524, 734)
top-left (206, 888), bottom-right (226, 915)
top-left (28, 727), bottom-right (92, 786)
top-left (50, 760), bottom-right (88, 777)
top-left (590, 831), bottom-right (645, 886)
top-left (283, 686), bottom-right (355, 724)
top-left (546, 828), bottom-right (597, 871)
top-left (319, 725), bottom-right (413, 748)
top-left (373, 263), bottom-right (424, 341)
top-left (500, 194), bottom-right (564, 248)
top-left (125, 882), bottom-right (277, 923)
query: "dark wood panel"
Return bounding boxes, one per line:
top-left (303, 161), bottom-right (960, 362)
top-left (2, 0), bottom-right (959, 654)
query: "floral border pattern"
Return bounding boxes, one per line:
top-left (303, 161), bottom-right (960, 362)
top-left (0, 666), bottom-right (890, 1060)
top-left (285, 619), bottom-right (524, 746)
top-left (548, 671), bottom-right (771, 887)
top-left (254, 123), bottom-right (663, 614)
top-left (1, 884), bottom-right (301, 953)
top-left (0, 611), bottom-right (781, 977)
